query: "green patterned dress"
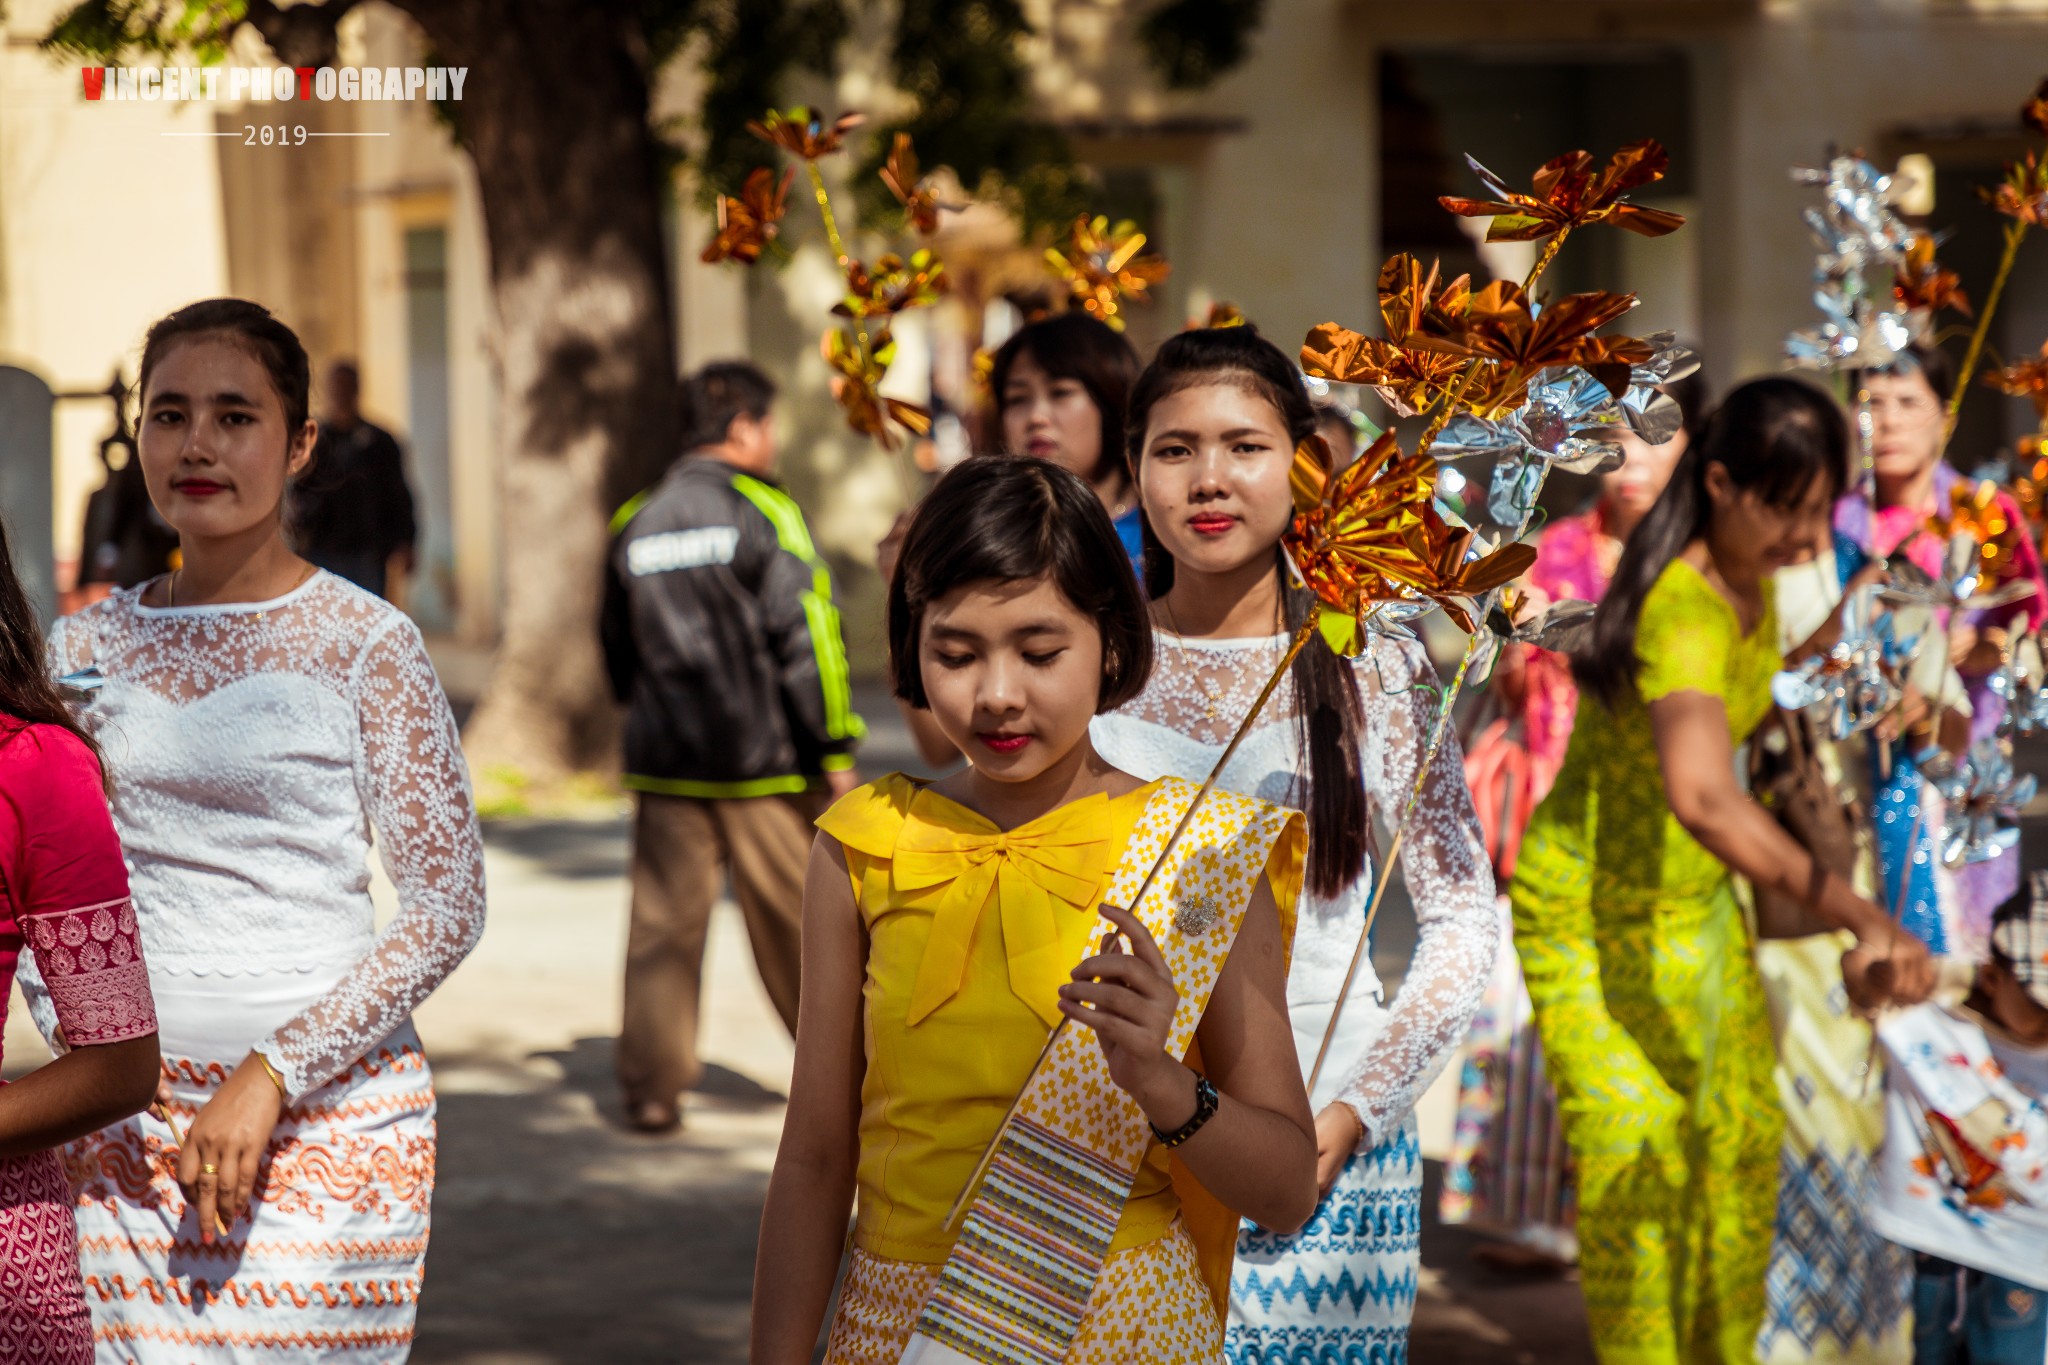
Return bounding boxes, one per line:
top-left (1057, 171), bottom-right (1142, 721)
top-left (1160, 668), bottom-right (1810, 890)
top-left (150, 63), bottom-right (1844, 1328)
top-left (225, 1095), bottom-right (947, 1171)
top-left (1510, 559), bottom-right (1786, 1365)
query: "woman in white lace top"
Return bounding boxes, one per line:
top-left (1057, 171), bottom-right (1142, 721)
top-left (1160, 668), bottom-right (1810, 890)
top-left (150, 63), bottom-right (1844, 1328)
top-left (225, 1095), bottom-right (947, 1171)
top-left (28, 299), bottom-right (484, 1361)
top-left (1089, 327), bottom-right (1495, 1363)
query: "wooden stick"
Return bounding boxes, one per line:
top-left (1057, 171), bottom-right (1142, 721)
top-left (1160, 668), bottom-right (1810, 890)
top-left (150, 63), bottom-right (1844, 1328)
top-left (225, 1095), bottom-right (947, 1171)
top-left (1948, 218), bottom-right (2029, 437)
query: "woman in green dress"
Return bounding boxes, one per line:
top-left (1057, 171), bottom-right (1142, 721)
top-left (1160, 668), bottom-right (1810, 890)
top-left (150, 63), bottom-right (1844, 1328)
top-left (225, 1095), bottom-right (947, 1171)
top-left (1510, 377), bottom-right (1936, 1365)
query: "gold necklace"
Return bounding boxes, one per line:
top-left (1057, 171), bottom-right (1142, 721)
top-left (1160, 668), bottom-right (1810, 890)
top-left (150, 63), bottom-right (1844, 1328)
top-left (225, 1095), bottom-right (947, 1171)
top-left (1161, 595), bottom-right (1289, 724)
top-left (1157, 597), bottom-right (1220, 721)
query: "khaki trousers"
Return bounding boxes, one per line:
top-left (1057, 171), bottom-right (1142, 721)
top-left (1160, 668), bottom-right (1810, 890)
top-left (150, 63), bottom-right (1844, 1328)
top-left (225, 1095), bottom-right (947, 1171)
top-left (615, 790), bottom-right (817, 1105)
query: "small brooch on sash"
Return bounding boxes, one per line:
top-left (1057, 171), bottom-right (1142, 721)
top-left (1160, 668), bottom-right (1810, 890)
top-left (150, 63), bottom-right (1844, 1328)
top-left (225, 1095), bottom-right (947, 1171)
top-left (1173, 895), bottom-right (1222, 936)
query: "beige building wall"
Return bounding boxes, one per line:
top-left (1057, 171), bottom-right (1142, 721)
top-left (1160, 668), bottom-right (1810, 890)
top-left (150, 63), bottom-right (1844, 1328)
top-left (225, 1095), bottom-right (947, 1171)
top-left (1697, 3), bottom-right (2048, 380)
top-left (1, 1), bottom-right (502, 645)
top-left (0, 0), bottom-right (231, 572)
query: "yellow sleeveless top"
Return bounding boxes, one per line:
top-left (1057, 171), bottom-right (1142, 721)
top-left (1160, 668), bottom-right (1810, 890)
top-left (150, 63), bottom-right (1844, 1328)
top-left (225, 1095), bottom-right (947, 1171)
top-left (818, 773), bottom-right (1301, 1265)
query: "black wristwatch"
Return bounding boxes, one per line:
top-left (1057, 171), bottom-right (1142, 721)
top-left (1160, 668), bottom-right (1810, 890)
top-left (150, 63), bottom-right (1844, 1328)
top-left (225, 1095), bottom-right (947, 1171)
top-left (1150, 1074), bottom-right (1219, 1148)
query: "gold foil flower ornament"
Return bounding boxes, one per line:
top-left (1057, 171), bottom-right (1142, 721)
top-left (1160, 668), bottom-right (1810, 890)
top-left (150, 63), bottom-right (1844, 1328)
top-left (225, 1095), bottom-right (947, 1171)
top-left (833, 251), bottom-right (948, 321)
top-left (1985, 340), bottom-right (2048, 420)
top-left (1438, 140), bottom-right (1686, 243)
top-left (747, 107), bottom-right (865, 160)
top-left (1893, 232), bottom-right (1973, 319)
top-left (879, 133), bottom-right (949, 235)
top-left (1982, 152), bottom-right (2048, 229)
top-left (2023, 77), bottom-right (2048, 137)
top-left (701, 166), bottom-right (794, 266)
top-left (1048, 216), bottom-right (1171, 329)
top-left (822, 327), bottom-right (932, 452)
top-left (1409, 280), bottom-right (1644, 408)
top-left (1301, 256), bottom-right (1475, 417)
top-left (1283, 432), bottom-right (1536, 639)
top-left (1926, 479), bottom-right (2023, 578)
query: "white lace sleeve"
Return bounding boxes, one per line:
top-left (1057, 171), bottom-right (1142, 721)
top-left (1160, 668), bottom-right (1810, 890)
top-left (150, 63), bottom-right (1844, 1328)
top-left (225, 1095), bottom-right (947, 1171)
top-left (255, 615), bottom-right (485, 1099)
top-left (1332, 635), bottom-right (1498, 1144)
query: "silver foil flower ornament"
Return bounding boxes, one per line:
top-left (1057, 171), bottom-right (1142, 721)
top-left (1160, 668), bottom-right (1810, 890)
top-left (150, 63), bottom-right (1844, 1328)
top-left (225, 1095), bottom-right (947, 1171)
top-left (1919, 738), bottom-right (2035, 867)
top-left (1433, 366), bottom-right (1624, 525)
top-left (1786, 281), bottom-right (1913, 371)
top-left (1469, 597), bottom-right (1598, 686)
top-left (1879, 533), bottom-right (2040, 615)
top-left (1792, 155), bottom-right (1915, 271)
top-left (1990, 635), bottom-right (2048, 738)
top-left (1618, 331), bottom-right (1702, 445)
top-left (1770, 583), bottom-right (1899, 739)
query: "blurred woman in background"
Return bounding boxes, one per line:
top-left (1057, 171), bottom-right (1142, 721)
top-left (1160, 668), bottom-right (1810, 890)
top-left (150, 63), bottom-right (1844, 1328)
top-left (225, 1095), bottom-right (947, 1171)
top-left (1442, 371), bottom-right (1705, 1272)
top-left (1832, 343), bottom-right (2047, 953)
top-left (1513, 377), bottom-right (1933, 1364)
top-left (991, 311), bottom-right (1144, 567)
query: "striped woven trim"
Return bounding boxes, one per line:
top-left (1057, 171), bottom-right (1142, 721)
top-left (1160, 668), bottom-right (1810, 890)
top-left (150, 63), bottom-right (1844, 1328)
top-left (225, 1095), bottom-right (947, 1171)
top-left (77, 1235), bottom-right (429, 1263)
top-left (95, 1323), bottom-right (412, 1348)
top-left (912, 1116), bottom-right (1127, 1364)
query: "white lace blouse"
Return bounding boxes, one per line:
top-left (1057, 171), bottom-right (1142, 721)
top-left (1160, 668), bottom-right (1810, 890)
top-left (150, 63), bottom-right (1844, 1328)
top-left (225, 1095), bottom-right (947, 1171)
top-left (1091, 629), bottom-right (1496, 1146)
top-left (31, 572), bottom-right (486, 1100)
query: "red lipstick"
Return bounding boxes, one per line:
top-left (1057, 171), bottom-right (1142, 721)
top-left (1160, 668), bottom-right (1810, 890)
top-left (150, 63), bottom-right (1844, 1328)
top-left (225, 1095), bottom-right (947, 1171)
top-left (1188, 513), bottom-right (1236, 536)
top-left (979, 733), bottom-right (1031, 755)
top-left (172, 478), bottom-right (228, 497)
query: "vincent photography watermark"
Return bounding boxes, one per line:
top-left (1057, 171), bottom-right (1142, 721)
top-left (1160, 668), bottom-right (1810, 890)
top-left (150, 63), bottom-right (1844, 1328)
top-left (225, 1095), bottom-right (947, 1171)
top-left (82, 64), bottom-right (467, 103)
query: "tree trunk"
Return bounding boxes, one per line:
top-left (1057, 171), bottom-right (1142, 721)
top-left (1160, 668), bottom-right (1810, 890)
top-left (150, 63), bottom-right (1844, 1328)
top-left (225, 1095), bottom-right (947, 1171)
top-left (397, 0), bottom-right (677, 779)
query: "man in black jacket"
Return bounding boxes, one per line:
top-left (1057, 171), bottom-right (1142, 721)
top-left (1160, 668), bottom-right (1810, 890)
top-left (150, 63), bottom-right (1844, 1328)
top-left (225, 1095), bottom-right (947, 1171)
top-left (601, 361), bottom-right (864, 1132)
top-left (289, 360), bottom-right (418, 598)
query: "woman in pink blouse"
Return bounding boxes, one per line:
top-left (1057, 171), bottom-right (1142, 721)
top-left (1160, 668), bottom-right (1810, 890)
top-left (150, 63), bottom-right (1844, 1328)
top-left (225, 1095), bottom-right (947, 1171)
top-left (0, 516), bottom-right (160, 1359)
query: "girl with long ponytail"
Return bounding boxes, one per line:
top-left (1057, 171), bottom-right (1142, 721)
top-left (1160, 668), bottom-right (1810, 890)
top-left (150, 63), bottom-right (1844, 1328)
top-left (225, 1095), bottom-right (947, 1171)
top-left (1090, 324), bottom-right (1499, 1360)
top-left (1514, 375), bottom-right (1934, 1362)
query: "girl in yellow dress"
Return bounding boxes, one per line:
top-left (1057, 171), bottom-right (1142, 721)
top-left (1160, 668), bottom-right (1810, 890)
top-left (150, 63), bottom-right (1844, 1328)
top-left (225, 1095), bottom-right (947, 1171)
top-left (1511, 377), bottom-right (1936, 1364)
top-left (750, 455), bottom-right (1317, 1365)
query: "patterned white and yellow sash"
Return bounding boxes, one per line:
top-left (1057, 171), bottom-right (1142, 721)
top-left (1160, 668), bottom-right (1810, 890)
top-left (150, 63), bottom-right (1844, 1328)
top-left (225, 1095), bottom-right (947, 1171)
top-left (899, 776), bottom-right (1301, 1365)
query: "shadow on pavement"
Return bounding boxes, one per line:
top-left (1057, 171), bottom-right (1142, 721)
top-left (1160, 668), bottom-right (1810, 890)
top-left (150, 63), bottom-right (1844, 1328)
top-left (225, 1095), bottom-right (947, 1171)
top-left (413, 1036), bottom-right (779, 1364)
top-left (1415, 1158), bottom-right (1596, 1364)
top-left (481, 818), bottom-right (632, 881)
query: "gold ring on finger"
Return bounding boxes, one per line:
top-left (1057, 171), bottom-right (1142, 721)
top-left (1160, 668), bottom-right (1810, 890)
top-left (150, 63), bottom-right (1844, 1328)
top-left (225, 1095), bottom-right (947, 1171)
top-left (200, 1164), bottom-right (219, 1176)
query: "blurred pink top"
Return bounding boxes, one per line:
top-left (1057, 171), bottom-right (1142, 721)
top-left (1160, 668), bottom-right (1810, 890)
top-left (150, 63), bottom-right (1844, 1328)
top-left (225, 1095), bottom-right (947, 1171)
top-left (1521, 508), bottom-right (1615, 787)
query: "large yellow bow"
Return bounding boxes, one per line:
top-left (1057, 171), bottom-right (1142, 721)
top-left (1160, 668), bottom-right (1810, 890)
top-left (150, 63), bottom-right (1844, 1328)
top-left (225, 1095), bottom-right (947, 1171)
top-left (893, 791), bottom-right (1113, 1028)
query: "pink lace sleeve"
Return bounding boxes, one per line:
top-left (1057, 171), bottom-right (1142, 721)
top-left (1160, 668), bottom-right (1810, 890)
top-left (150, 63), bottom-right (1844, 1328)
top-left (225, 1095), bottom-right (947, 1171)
top-left (25, 897), bottom-right (157, 1047)
top-left (255, 615), bottom-right (486, 1100)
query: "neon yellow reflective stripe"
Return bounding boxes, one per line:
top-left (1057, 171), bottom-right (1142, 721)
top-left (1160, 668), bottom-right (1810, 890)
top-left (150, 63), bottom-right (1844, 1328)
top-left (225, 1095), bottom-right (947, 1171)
top-left (609, 487), bottom-right (656, 536)
top-left (731, 475), bottom-right (866, 743)
top-left (821, 752), bottom-right (857, 772)
top-left (623, 773), bottom-right (817, 799)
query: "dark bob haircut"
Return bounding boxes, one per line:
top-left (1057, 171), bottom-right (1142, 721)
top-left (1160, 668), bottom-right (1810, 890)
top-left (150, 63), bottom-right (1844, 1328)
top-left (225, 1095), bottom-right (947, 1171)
top-left (991, 313), bottom-right (1140, 487)
top-left (888, 455), bottom-right (1153, 713)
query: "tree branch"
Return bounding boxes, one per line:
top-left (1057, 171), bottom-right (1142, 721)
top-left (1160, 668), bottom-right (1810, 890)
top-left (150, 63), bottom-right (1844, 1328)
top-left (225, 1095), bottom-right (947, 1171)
top-left (240, 0), bottom-right (362, 69)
